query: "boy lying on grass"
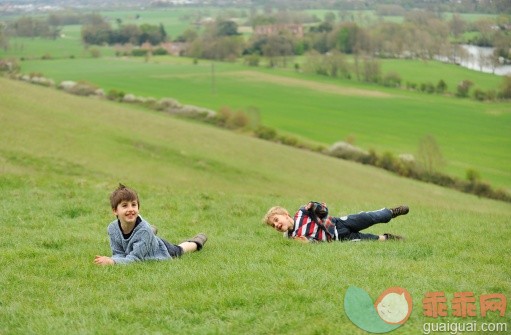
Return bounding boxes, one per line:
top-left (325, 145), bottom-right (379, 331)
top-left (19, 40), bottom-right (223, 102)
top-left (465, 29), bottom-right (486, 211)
top-left (263, 201), bottom-right (409, 242)
top-left (94, 184), bottom-right (207, 265)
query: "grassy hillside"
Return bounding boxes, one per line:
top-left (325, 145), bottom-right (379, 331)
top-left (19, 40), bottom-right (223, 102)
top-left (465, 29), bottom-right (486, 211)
top-left (14, 56), bottom-right (511, 193)
top-left (1, 77), bottom-right (510, 334)
top-left (1, 10), bottom-right (509, 192)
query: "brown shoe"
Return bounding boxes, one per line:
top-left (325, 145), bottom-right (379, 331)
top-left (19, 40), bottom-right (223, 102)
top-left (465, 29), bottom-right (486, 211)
top-left (187, 233), bottom-right (207, 251)
top-left (390, 205), bottom-right (409, 218)
top-left (384, 233), bottom-right (404, 240)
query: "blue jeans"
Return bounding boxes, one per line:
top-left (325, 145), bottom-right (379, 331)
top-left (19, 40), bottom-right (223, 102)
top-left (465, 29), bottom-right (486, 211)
top-left (331, 208), bottom-right (392, 241)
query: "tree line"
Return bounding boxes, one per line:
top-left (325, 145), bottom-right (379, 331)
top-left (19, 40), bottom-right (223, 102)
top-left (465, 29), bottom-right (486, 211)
top-left (248, 0), bottom-right (511, 14)
top-left (1, 8), bottom-right (510, 100)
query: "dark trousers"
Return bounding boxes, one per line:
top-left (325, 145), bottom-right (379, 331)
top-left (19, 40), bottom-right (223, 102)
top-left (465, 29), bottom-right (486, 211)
top-left (161, 238), bottom-right (184, 257)
top-left (331, 208), bottom-right (392, 241)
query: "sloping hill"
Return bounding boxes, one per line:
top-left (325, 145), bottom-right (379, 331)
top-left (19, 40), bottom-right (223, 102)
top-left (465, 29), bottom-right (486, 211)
top-left (1, 76), bottom-right (505, 208)
top-left (1, 77), bottom-right (510, 335)
top-left (16, 57), bottom-right (511, 192)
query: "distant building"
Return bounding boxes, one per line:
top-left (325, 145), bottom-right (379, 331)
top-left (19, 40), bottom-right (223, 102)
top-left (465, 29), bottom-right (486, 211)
top-left (253, 24), bottom-right (304, 38)
top-left (160, 41), bottom-right (187, 56)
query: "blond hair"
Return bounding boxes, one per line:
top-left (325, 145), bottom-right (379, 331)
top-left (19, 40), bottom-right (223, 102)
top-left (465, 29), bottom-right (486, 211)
top-left (262, 206), bottom-right (289, 226)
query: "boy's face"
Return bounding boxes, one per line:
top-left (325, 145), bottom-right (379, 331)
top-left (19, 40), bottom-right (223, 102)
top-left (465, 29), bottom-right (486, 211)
top-left (269, 213), bottom-right (294, 232)
top-left (113, 200), bottom-right (139, 226)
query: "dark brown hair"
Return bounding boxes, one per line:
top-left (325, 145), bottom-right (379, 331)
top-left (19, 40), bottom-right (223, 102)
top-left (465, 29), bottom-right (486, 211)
top-left (110, 183), bottom-right (139, 209)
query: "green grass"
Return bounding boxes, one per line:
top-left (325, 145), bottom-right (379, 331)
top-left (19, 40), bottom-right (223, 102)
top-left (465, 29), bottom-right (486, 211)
top-left (1, 77), bottom-right (510, 335)
top-left (11, 56), bottom-right (511, 193)
top-left (98, 8), bottom-right (204, 39)
top-left (380, 58), bottom-right (504, 93)
top-left (3, 25), bottom-right (116, 60)
top-left (1, 9), bottom-right (510, 193)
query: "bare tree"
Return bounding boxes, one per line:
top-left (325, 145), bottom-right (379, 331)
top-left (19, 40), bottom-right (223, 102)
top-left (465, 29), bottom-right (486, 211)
top-left (0, 23), bottom-right (7, 51)
top-left (417, 134), bottom-right (444, 174)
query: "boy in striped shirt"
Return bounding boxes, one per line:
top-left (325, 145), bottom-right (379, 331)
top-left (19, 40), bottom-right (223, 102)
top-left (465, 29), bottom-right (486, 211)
top-left (263, 202), bottom-right (409, 242)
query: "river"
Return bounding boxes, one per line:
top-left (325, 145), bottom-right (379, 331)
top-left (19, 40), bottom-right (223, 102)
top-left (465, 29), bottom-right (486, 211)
top-left (457, 44), bottom-right (511, 76)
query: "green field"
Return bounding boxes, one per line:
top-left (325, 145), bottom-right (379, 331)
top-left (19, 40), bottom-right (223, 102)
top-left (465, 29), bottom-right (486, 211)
top-left (3, 25), bottom-right (116, 60)
top-left (1, 77), bottom-right (510, 335)
top-left (2, 12), bottom-right (509, 195)
top-left (11, 55), bottom-right (511, 193)
top-left (99, 8), bottom-right (206, 39)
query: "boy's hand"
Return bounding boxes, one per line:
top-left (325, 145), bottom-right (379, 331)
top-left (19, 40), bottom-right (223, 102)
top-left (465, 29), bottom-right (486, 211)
top-left (294, 236), bottom-right (309, 243)
top-left (305, 202), bottom-right (328, 210)
top-left (94, 255), bottom-right (114, 266)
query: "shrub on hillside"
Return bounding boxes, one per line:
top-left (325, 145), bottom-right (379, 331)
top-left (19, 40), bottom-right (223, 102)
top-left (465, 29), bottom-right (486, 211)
top-left (254, 125), bottom-right (277, 140)
top-left (244, 54), bottom-right (260, 67)
top-left (213, 107), bottom-right (250, 129)
top-left (16, 73), bottom-right (54, 87)
top-left (397, 153), bottom-right (417, 177)
top-left (121, 94), bottom-right (148, 103)
top-left (90, 48), bottom-right (101, 58)
top-left (29, 75), bottom-right (55, 87)
top-left (155, 98), bottom-right (182, 111)
top-left (472, 88), bottom-right (487, 101)
top-left (382, 71), bottom-right (401, 88)
top-left (327, 141), bottom-right (369, 162)
top-left (420, 82), bottom-right (435, 94)
top-left (436, 80), bottom-right (447, 94)
top-left (499, 75), bottom-right (511, 99)
top-left (376, 151), bottom-right (400, 171)
top-left (421, 171), bottom-right (459, 189)
top-left (106, 89), bottom-right (125, 101)
top-left (142, 97), bottom-right (158, 109)
top-left (406, 81), bottom-right (417, 90)
top-left (153, 47), bottom-right (168, 56)
top-left (175, 105), bottom-right (216, 120)
top-left (0, 59), bottom-right (20, 73)
top-left (456, 80), bottom-right (473, 98)
top-left (277, 134), bottom-right (299, 147)
top-left (226, 111), bottom-right (250, 130)
top-left (59, 80), bottom-right (99, 96)
top-left (485, 90), bottom-right (497, 101)
top-left (214, 107), bottom-right (234, 128)
top-left (132, 49), bottom-right (149, 57)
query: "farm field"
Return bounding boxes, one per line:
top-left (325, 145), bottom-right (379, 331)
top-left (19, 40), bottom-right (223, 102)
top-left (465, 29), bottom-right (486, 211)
top-left (2, 9), bottom-right (509, 196)
top-left (1, 77), bottom-right (510, 335)
top-left (13, 55), bottom-right (511, 193)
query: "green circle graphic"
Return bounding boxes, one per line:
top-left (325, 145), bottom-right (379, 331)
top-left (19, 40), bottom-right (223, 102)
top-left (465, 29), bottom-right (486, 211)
top-left (344, 286), bottom-right (403, 334)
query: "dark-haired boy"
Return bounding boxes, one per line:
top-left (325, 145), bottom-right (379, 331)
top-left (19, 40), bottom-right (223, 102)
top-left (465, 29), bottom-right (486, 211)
top-left (94, 184), bottom-right (207, 265)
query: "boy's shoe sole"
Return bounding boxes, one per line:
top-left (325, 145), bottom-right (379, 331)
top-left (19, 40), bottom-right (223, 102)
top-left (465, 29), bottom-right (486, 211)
top-left (384, 233), bottom-right (404, 240)
top-left (390, 205), bottom-right (409, 218)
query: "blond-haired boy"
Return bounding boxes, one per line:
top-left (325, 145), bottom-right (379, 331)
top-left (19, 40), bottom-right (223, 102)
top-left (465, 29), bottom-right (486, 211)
top-left (263, 201), bottom-right (409, 242)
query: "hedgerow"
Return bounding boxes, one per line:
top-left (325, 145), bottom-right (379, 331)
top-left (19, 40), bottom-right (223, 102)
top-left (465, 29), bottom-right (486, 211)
top-left (6, 70), bottom-right (511, 203)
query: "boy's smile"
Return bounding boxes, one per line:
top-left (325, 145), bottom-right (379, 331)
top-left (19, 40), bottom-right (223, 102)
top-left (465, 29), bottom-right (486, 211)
top-left (113, 200), bottom-right (139, 226)
top-left (270, 213), bottom-right (294, 232)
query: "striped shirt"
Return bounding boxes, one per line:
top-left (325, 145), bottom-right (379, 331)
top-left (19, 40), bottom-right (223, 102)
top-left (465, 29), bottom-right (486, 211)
top-left (286, 205), bottom-right (338, 242)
